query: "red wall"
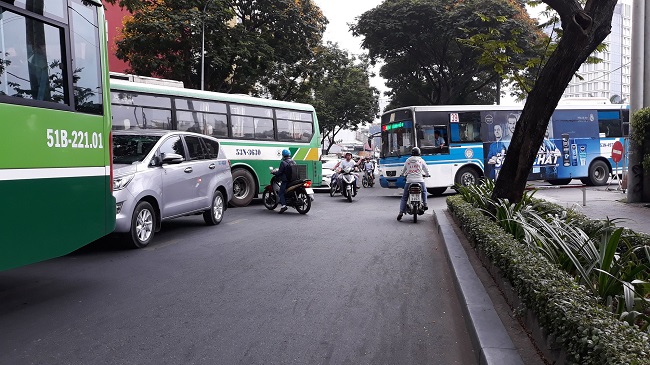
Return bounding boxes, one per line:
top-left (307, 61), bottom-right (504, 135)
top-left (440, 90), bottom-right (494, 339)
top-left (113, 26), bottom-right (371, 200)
top-left (104, 3), bottom-right (131, 73)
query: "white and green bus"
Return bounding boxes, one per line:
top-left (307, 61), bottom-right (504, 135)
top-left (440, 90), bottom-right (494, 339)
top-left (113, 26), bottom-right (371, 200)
top-left (109, 76), bottom-right (322, 207)
top-left (0, 0), bottom-right (115, 270)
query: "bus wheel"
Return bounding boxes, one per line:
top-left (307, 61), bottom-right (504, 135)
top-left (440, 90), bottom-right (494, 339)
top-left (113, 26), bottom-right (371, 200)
top-left (130, 201), bottom-right (155, 249)
top-left (427, 187), bottom-right (447, 196)
top-left (455, 167), bottom-right (479, 187)
top-left (583, 160), bottom-right (609, 186)
top-left (547, 179), bottom-right (572, 185)
top-left (231, 169), bottom-right (255, 207)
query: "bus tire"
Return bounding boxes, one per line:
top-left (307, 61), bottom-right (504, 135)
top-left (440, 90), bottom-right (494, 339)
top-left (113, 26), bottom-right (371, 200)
top-left (455, 167), bottom-right (479, 187)
top-left (130, 201), bottom-right (155, 249)
top-left (231, 168), bottom-right (256, 207)
top-left (547, 179), bottom-right (572, 185)
top-left (583, 160), bottom-right (610, 186)
top-left (427, 187), bottom-right (447, 196)
top-left (203, 190), bottom-right (224, 225)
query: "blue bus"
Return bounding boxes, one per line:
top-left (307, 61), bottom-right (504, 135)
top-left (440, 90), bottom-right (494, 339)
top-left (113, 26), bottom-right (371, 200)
top-left (378, 103), bottom-right (629, 195)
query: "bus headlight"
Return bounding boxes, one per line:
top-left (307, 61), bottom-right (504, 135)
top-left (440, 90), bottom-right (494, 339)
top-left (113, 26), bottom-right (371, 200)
top-left (113, 174), bottom-right (134, 191)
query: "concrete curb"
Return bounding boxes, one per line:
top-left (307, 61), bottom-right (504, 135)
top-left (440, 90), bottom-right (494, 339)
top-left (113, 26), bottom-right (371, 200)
top-left (433, 209), bottom-right (523, 365)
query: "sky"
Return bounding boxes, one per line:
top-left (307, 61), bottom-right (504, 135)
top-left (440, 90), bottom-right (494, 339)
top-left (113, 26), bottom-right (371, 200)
top-left (313, 0), bottom-right (387, 99)
top-left (312, 0), bottom-right (546, 109)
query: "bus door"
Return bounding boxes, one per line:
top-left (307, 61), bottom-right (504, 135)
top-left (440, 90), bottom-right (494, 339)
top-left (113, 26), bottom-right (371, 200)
top-left (415, 111), bottom-right (452, 184)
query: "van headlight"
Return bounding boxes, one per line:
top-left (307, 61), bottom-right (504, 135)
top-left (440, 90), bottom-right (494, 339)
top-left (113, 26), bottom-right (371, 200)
top-left (113, 174), bottom-right (134, 191)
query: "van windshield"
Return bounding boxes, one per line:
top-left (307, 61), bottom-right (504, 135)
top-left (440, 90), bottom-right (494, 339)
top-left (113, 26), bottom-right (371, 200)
top-left (113, 135), bottom-right (161, 164)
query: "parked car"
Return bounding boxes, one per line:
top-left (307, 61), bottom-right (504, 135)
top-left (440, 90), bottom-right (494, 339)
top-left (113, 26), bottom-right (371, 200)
top-left (321, 159), bottom-right (339, 187)
top-left (112, 130), bottom-right (233, 248)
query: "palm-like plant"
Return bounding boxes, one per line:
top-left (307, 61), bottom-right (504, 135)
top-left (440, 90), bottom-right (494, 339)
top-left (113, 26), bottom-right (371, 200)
top-left (456, 181), bottom-right (650, 330)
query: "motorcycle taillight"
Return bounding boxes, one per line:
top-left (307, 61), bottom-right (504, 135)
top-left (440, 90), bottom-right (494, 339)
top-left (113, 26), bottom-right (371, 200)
top-left (303, 180), bottom-right (312, 188)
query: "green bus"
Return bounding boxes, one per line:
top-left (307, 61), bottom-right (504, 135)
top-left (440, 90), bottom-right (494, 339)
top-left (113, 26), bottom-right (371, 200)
top-left (109, 75), bottom-right (322, 207)
top-left (0, 0), bottom-right (115, 270)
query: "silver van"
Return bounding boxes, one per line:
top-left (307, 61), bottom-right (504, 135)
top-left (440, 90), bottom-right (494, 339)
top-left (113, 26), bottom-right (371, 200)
top-left (112, 130), bottom-right (233, 248)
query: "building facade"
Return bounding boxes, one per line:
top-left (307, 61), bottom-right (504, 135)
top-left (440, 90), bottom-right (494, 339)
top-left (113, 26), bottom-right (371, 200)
top-left (562, 0), bottom-right (632, 103)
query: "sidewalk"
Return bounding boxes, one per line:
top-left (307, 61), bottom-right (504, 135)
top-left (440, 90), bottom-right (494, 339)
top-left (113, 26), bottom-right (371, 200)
top-left (530, 184), bottom-right (650, 235)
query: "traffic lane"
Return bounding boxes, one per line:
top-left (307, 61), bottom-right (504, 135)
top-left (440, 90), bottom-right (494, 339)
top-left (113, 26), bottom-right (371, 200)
top-left (0, 187), bottom-right (475, 365)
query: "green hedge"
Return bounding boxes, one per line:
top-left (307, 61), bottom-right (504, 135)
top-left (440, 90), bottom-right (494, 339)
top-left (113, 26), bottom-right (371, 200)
top-left (447, 195), bottom-right (650, 364)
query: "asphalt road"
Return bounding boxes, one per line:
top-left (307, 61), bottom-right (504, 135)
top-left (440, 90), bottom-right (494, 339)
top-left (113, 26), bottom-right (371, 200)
top-left (0, 184), bottom-right (475, 365)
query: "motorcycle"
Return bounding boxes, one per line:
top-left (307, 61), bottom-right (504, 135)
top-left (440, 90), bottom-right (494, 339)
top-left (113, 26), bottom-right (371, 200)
top-left (262, 168), bottom-right (314, 214)
top-left (362, 168), bottom-right (375, 188)
top-left (404, 182), bottom-right (426, 223)
top-left (333, 166), bottom-right (357, 202)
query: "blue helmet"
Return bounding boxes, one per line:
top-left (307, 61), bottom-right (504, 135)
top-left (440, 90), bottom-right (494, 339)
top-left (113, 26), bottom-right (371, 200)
top-left (282, 149), bottom-right (291, 157)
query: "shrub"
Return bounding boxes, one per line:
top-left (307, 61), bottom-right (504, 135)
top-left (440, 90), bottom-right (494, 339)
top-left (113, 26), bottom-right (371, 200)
top-left (448, 195), bottom-right (650, 364)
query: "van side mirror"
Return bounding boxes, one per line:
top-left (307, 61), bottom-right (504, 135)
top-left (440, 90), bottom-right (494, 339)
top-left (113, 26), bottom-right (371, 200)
top-left (161, 152), bottom-right (185, 164)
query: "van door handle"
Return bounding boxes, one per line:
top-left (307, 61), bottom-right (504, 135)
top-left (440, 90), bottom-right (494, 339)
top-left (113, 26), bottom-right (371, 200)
top-left (209, 163), bottom-right (216, 169)
top-left (184, 167), bottom-right (193, 173)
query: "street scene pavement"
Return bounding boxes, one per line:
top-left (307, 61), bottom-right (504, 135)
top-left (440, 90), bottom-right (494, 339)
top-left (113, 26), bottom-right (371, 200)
top-left (0, 184), bottom-right (477, 365)
top-left (528, 180), bottom-right (650, 235)
top-left (1, 178), bottom-right (646, 365)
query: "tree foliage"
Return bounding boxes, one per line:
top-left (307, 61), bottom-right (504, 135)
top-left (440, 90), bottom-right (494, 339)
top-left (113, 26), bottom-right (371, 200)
top-left (493, 0), bottom-right (621, 203)
top-left (110, 0), bottom-right (327, 99)
top-left (351, 0), bottom-right (545, 109)
top-left (296, 43), bottom-right (379, 154)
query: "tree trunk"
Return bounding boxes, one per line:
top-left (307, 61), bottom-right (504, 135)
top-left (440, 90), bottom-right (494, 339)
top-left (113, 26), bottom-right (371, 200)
top-left (492, 0), bottom-right (618, 202)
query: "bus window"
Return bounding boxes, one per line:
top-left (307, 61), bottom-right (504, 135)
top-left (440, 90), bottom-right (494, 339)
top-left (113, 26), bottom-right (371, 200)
top-left (450, 112), bottom-right (481, 143)
top-left (0, 8), bottom-right (65, 104)
top-left (70, 0), bottom-right (103, 114)
top-left (112, 104), bottom-right (171, 130)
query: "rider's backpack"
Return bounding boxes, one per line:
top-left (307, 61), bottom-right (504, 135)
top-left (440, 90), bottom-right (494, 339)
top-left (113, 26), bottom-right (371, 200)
top-left (286, 160), bottom-right (299, 181)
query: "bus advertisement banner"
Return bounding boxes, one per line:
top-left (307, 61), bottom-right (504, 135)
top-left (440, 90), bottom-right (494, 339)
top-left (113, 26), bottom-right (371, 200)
top-left (481, 109), bottom-right (599, 181)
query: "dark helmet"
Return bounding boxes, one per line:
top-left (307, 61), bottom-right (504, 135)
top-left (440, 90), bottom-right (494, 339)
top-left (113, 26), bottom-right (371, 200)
top-left (411, 147), bottom-right (421, 156)
top-left (282, 149), bottom-right (291, 157)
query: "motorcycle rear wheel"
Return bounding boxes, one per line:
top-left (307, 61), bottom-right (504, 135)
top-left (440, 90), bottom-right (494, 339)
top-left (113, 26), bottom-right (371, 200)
top-left (412, 203), bottom-right (419, 223)
top-left (262, 190), bottom-right (278, 210)
top-left (295, 191), bottom-right (311, 214)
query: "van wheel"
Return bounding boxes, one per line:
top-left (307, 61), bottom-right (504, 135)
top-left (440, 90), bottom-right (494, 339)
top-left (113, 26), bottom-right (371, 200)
top-left (130, 201), bottom-right (155, 248)
top-left (231, 169), bottom-right (255, 207)
top-left (203, 190), bottom-right (224, 225)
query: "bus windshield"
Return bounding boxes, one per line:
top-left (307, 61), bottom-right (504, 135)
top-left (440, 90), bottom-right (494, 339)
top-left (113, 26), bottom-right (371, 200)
top-left (381, 121), bottom-right (414, 157)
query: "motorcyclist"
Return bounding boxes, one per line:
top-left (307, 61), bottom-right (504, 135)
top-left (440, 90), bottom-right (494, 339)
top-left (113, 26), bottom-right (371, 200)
top-left (397, 147), bottom-right (430, 221)
top-left (272, 149), bottom-right (296, 214)
top-left (363, 158), bottom-right (375, 180)
top-left (333, 152), bottom-right (359, 195)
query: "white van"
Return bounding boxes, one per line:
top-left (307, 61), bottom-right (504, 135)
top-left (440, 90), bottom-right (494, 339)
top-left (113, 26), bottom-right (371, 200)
top-left (112, 130), bottom-right (233, 248)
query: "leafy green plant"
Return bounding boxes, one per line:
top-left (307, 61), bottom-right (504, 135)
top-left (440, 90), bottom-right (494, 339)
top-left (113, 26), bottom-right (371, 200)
top-left (447, 195), bottom-right (650, 363)
top-left (631, 107), bottom-right (650, 171)
top-left (454, 181), bottom-right (650, 332)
